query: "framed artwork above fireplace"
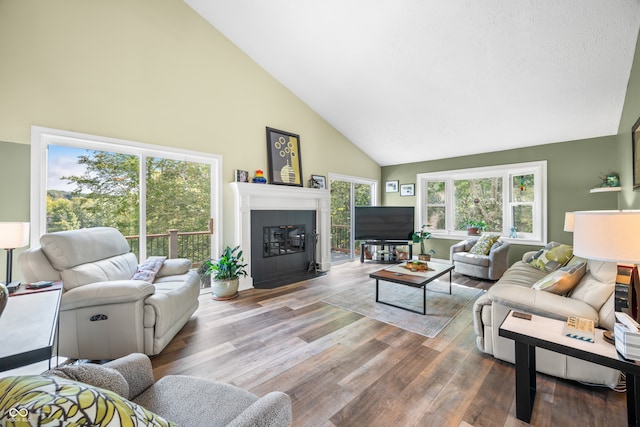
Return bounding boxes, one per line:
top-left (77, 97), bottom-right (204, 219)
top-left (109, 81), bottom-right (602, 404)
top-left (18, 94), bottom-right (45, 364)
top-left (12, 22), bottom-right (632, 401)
top-left (266, 127), bottom-right (303, 187)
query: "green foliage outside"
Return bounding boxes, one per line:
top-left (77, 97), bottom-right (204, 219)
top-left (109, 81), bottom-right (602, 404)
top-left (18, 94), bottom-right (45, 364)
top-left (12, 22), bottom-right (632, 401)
top-left (425, 174), bottom-right (534, 234)
top-left (330, 181), bottom-right (372, 254)
top-left (47, 149), bottom-right (212, 260)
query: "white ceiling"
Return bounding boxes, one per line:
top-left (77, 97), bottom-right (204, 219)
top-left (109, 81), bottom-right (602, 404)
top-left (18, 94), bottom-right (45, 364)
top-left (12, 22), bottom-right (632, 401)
top-left (184, 1), bottom-right (640, 166)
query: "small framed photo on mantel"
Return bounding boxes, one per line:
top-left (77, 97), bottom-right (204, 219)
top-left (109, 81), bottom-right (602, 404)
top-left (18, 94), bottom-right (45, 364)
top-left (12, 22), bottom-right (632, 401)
top-left (309, 174), bottom-right (326, 189)
top-left (234, 169), bottom-right (249, 183)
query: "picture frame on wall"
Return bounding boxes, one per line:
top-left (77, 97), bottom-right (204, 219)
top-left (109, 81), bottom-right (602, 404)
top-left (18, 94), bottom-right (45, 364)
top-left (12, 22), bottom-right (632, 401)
top-left (400, 183), bottom-right (415, 196)
top-left (310, 174), bottom-right (326, 189)
top-left (385, 180), bottom-right (399, 192)
top-left (633, 116), bottom-right (640, 191)
top-left (266, 127), bottom-right (303, 186)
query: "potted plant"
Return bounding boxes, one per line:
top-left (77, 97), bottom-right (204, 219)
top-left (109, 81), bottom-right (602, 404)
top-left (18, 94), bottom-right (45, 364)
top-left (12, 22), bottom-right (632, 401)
top-left (199, 245), bottom-right (248, 300)
top-left (467, 219), bottom-right (487, 236)
top-left (412, 225), bottom-right (435, 261)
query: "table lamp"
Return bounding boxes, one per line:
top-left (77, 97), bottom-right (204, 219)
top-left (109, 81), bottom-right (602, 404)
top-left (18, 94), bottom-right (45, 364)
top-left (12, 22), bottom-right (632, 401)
top-left (572, 211), bottom-right (640, 263)
top-left (0, 222), bottom-right (30, 287)
top-left (563, 212), bottom-right (574, 232)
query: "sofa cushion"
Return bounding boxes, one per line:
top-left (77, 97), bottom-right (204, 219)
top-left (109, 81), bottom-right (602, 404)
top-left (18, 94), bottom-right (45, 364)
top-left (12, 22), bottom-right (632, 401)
top-left (531, 262), bottom-right (587, 295)
top-left (0, 375), bottom-right (175, 426)
top-left (61, 252), bottom-right (139, 290)
top-left (156, 258), bottom-right (192, 277)
top-left (40, 227), bottom-right (132, 270)
top-left (569, 260), bottom-right (617, 312)
top-left (526, 241), bottom-right (573, 272)
top-left (133, 256), bottom-right (167, 282)
top-left (452, 252), bottom-right (490, 267)
top-left (495, 261), bottom-right (548, 288)
top-left (469, 233), bottom-right (501, 255)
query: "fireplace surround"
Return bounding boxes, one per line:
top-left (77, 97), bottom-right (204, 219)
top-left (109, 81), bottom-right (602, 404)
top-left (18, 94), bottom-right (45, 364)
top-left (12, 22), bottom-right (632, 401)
top-left (230, 182), bottom-right (331, 290)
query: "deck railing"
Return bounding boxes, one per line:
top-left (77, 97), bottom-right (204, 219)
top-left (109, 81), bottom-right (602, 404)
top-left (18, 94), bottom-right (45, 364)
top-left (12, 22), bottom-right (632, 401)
top-left (125, 218), bottom-right (214, 266)
top-left (331, 223), bottom-right (350, 254)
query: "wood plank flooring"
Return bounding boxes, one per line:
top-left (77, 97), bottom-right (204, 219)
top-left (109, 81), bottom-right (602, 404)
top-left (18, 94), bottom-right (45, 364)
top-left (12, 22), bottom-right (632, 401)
top-left (150, 261), bottom-right (627, 427)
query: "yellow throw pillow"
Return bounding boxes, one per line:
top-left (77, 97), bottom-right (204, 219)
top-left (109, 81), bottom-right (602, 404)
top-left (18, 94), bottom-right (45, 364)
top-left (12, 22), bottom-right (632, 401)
top-left (0, 375), bottom-right (175, 426)
top-left (469, 233), bottom-right (501, 255)
top-left (531, 262), bottom-right (586, 295)
top-left (527, 242), bottom-right (573, 272)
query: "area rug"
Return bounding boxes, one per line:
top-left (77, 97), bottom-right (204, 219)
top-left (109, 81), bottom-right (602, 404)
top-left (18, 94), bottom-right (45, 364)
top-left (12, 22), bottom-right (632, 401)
top-left (321, 277), bottom-right (484, 338)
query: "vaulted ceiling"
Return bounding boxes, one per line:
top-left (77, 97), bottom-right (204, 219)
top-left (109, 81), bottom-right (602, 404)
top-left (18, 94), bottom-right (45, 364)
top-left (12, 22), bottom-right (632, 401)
top-left (184, 1), bottom-right (640, 166)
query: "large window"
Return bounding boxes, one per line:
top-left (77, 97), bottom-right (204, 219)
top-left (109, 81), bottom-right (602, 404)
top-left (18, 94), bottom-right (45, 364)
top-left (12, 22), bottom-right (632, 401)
top-left (31, 126), bottom-right (222, 261)
top-left (416, 161), bottom-right (546, 244)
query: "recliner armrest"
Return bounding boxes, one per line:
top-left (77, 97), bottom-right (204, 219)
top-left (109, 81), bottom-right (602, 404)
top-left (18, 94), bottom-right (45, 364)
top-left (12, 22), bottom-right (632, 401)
top-left (227, 391), bottom-right (293, 427)
top-left (61, 280), bottom-right (156, 310)
top-left (103, 352), bottom-right (155, 399)
top-left (488, 284), bottom-right (600, 325)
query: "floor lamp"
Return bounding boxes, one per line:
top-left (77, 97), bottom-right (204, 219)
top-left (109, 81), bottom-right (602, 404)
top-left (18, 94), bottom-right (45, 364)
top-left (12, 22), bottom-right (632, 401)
top-left (0, 222), bottom-right (30, 287)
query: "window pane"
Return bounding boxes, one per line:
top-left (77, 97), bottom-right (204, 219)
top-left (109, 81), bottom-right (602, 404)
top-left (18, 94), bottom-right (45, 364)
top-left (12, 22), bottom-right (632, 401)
top-left (512, 205), bottom-right (533, 233)
top-left (330, 180), bottom-right (352, 257)
top-left (47, 145), bottom-right (140, 236)
top-left (426, 207), bottom-right (446, 229)
top-left (146, 157), bottom-right (212, 260)
top-left (454, 177), bottom-right (503, 232)
top-left (426, 181), bottom-right (446, 204)
top-left (512, 174), bottom-right (535, 202)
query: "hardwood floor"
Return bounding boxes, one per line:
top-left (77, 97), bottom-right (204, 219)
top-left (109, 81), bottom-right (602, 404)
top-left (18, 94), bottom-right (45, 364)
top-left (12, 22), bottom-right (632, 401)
top-left (150, 261), bottom-right (627, 427)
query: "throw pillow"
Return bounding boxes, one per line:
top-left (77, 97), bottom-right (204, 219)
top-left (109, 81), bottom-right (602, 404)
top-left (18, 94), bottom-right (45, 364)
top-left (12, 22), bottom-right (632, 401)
top-left (531, 262), bottom-right (587, 295)
top-left (0, 375), bottom-right (175, 426)
top-left (469, 233), bottom-right (501, 255)
top-left (527, 242), bottom-right (573, 272)
top-left (132, 256), bottom-right (167, 282)
top-left (42, 363), bottom-right (130, 399)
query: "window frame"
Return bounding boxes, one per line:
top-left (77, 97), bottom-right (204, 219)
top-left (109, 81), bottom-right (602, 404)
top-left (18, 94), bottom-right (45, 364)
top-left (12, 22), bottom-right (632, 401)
top-left (30, 126), bottom-right (223, 259)
top-left (416, 161), bottom-right (547, 245)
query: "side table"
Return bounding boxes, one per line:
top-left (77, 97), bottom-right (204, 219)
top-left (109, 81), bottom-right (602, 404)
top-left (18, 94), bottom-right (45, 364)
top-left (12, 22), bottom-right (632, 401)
top-left (499, 311), bottom-right (640, 426)
top-left (0, 283), bottom-right (62, 372)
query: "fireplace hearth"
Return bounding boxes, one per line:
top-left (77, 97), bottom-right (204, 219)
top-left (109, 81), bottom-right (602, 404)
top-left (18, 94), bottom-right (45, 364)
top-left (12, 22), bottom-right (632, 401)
top-left (230, 182), bottom-right (331, 290)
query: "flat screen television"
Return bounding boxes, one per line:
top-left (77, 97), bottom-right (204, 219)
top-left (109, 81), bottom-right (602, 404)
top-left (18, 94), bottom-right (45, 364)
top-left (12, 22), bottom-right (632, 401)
top-left (354, 206), bottom-right (415, 242)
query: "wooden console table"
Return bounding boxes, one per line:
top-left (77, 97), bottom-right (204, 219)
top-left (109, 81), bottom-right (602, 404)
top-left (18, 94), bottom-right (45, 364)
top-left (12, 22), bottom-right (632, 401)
top-left (499, 311), bottom-right (640, 426)
top-left (0, 285), bottom-right (62, 372)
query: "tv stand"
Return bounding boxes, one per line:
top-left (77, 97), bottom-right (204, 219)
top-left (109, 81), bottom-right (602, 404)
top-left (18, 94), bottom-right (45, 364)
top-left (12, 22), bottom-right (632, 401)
top-left (360, 240), bottom-right (412, 264)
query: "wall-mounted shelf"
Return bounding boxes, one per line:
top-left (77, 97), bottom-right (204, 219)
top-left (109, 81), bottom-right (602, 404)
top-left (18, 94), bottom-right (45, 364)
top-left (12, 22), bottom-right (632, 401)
top-left (590, 186), bottom-right (621, 193)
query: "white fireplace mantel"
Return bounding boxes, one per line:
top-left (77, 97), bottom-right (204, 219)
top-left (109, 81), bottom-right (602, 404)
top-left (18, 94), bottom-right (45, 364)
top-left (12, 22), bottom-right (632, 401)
top-left (230, 182), bottom-right (331, 290)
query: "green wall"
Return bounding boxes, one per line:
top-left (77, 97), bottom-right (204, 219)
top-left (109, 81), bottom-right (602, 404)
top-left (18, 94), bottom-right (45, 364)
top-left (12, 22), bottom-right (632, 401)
top-left (618, 23), bottom-right (640, 209)
top-left (381, 135), bottom-right (620, 265)
top-left (0, 0), bottom-right (380, 258)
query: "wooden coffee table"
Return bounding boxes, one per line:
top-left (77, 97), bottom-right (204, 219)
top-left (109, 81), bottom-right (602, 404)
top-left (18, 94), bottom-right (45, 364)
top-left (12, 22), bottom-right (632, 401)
top-left (369, 262), bottom-right (454, 315)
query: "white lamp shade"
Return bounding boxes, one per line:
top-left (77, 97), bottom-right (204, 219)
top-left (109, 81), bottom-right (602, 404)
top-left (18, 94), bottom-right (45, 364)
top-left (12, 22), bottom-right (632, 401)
top-left (563, 212), bottom-right (574, 232)
top-left (572, 210), bottom-right (640, 263)
top-left (0, 222), bottom-right (30, 249)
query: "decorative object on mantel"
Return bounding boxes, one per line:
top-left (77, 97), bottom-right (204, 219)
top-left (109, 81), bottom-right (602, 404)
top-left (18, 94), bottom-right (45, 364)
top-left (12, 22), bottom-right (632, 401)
top-left (234, 169), bottom-right (249, 183)
top-left (633, 115), bottom-right (640, 191)
top-left (266, 127), bottom-right (303, 187)
top-left (309, 174), bottom-right (326, 189)
top-left (199, 245), bottom-right (248, 300)
top-left (252, 169), bottom-right (267, 183)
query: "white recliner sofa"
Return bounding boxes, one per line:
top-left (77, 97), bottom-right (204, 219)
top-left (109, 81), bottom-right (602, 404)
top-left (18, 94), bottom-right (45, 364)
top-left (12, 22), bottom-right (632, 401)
top-left (19, 227), bottom-right (200, 360)
top-left (473, 251), bottom-right (620, 388)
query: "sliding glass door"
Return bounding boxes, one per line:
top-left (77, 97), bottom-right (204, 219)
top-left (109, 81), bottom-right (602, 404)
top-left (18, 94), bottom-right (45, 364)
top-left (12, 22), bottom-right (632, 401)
top-left (329, 174), bottom-right (376, 263)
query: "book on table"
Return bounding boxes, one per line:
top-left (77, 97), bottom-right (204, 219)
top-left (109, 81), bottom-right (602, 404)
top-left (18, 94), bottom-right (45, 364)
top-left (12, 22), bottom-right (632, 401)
top-left (563, 316), bottom-right (595, 343)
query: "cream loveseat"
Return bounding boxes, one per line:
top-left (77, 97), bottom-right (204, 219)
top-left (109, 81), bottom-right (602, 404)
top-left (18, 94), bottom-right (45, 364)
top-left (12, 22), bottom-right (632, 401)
top-left (19, 227), bottom-right (200, 360)
top-left (472, 248), bottom-right (620, 388)
top-left (0, 353), bottom-right (292, 426)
